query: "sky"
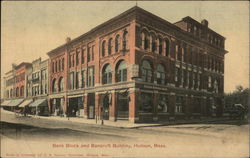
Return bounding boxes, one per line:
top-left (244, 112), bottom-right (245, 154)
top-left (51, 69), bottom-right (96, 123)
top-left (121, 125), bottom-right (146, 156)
top-left (1, 1), bottom-right (249, 96)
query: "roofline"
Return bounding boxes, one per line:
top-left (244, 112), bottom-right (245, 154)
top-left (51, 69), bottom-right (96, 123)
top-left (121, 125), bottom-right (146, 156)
top-left (47, 6), bottom-right (139, 56)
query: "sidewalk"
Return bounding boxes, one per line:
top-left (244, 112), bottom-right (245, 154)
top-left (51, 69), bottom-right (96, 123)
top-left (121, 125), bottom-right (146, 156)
top-left (1, 109), bottom-right (233, 128)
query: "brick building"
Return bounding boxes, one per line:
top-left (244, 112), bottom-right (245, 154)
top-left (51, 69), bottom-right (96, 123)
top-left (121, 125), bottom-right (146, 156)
top-left (46, 6), bottom-right (227, 123)
top-left (2, 62), bottom-right (32, 109)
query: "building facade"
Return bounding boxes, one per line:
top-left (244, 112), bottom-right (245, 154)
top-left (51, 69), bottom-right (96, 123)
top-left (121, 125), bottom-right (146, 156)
top-left (46, 6), bottom-right (227, 123)
top-left (2, 6), bottom-right (227, 123)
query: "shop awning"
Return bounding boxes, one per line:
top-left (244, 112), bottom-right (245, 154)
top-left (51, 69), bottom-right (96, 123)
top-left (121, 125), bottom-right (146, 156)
top-left (7, 99), bottom-right (24, 107)
top-left (1, 100), bottom-right (12, 106)
top-left (29, 99), bottom-right (47, 107)
top-left (18, 99), bottom-right (33, 107)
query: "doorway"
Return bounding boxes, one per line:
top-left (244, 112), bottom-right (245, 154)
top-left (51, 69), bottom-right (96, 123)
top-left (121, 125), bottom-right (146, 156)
top-left (116, 92), bottom-right (129, 120)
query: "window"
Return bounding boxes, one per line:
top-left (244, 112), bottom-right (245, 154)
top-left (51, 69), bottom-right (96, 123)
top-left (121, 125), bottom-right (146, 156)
top-left (214, 79), bottom-right (219, 93)
top-left (76, 72), bottom-right (81, 89)
top-left (141, 60), bottom-right (153, 83)
top-left (72, 54), bottom-right (75, 67)
top-left (150, 35), bottom-right (156, 52)
top-left (175, 96), bottom-right (184, 113)
top-left (81, 70), bottom-right (85, 88)
top-left (55, 61), bottom-right (58, 72)
top-left (92, 46), bottom-right (94, 61)
top-left (81, 49), bottom-right (85, 64)
top-left (208, 76), bottom-right (212, 88)
top-left (193, 98), bottom-right (201, 113)
top-left (58, 77), bottom-right (64, 92)
top-left (69, 55), bottom-right (71, 68)
top-left (87, 66), bottom-right (94, 87)
top-left (52, 79), bottom-right (56, 93)
top-left (158, 38), bottom-right (162, 55)
top-left (76, 50), bottom-right (80, 65)
top-left (157, 64), bottom-right (165, 85)
top-left (52, 62), bottom-right (54, 73)
top-left (102, 64), bottom-right (112, 84)
top-left (101, 40), bottom-right (106, 57)
top-left (165, 39), bottom-right (170, 56)
top-left (69, 72), bottom-right (74, 90)
top-left (158, 94), bottom-right (168, 113)
top-left (116, 60), bottom-right (127, 82)
top-left (140, 93), bottom-right (153, 113)
top-left (20, 86), bottom-right (24, 97)
top-left (59, 60), bottom-right (61, 71)
top-left (115, 35), bottom-right (120, 52)
top-left (87, 46), bottom-right (91, 62)
top-left (108, 38), bottom-right (113, 55)
top-left (123, 31), bottom-right (128, 50)
top-left (62, 58), bottom-right (64, 70)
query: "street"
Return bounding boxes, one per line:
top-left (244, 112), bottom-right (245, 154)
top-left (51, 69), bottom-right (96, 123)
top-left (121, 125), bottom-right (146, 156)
top-left (1, 109), bottom-right (249, 158)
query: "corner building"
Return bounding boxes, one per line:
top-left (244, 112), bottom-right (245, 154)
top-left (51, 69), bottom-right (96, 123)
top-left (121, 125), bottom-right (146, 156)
top-left (47, 7), bottom-right (227, 123)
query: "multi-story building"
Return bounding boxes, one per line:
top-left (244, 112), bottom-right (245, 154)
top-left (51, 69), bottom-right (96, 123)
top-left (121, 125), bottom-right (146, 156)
top-left (47, 6), bottom-right (227, 123)
top-left (2, 62), bottom-right (32, 109)
top-left (25, 58), bottom-right (49, 115)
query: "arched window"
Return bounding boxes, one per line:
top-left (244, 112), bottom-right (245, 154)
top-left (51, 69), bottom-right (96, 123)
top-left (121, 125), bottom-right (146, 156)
top-left (16, 87), bottom-right (19, 97)
top-left (55, 61), bottom-right (58, 72)
top-left (141, 60), bottom-right (153, 82)
top-left (141, 31), bottom-right (149, 50)
top-left (116, 60), bottom-right (127, 82)
top-left (158, 38), bottom-right (163, 55)
top-left (58, 77), bottom-right (64, 92)
top-left (52, 79), bottom-right (56, 93)
top-left (115, 35), bottom-right (120, 52)
top-left (122, 31), bottom-right (128, 50)
top-left (165, 39), bottom-right (170, 56)
top-left (108, 38), bottom-right (113, 55)
top-left (102, 40), bottom-right (106, 57)
top-left (102, 64), bottom-right (112, 84)
top-left (157, 64), bottom-right (166, 85)
top-left (150, 34), bottom-right (157, 52)
top-left (6, 90), bottom-right (9, 98)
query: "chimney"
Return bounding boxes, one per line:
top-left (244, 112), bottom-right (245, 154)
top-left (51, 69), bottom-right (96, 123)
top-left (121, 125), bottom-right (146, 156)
top-left (201, 19), bottom-right (208, 27)
top-left (66, 37), bottom-right (71, 43)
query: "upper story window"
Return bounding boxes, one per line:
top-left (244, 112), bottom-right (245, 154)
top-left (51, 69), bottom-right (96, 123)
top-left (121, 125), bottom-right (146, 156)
top-left (141, 60), bottom-right (153, 83)
top-left (87, 66), bottom-right (95, 87)
top-left (102, 64), bottom-right (112, 84)
top-left (141, 31), bottom-right (149, 50)
top-left (108, 38), bottom-right (113, 55)
top-left (102, 41), bottom-right (106, 57)
top-left (76, 50), bottom-right (80, 65)
top-left (69, 72), bottom-right (75, 90)
top-left (165, 39), bottom-right (170, 56)
top-left (91, 46), bottom-right (95, 61)
top-left (158, 38), bottom-right (163, 55)
top-left (81, 49), bottom-right (85, 64)
top-left (81, 70), bottom-right (85, 88)
top-left (87, 46), bottom-right (91, 62)
top-left (115, 35), bottom-right (120, 52)
top-left (150, 34), bottom-right (157, 52)
top-left (58, 77), bottom-right (64, 92)
top-left (52, 79), bottom-right (56, 93)
top-left (208, 76), bottom-right (212, 88)
top-left (52, 62), bottom-right (54, 73)
top-left (214, 79), bottom-right (219, 93)
top-left (157, 64), bottom-right (166, 85)
top-left (55, 61), bottom-right (58, 72)
top-left (16, 87), bottom-right (19, 97)
top-left (116, 60), bottom-right (127, 82)
top-left (122, 31), bottom-right (128, 50)
top-left (59, 60), bottom-right (61, 71)
top-left (62, 58), bottom-right (64, 70)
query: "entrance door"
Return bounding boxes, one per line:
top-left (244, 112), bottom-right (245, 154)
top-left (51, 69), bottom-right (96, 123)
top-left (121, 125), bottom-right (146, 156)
top-left (87, 93), bottom-right (95, 119)
top-left (117, 92), bottom-right (129, 120)
top-left (102, 95), bottom-right (109, 120)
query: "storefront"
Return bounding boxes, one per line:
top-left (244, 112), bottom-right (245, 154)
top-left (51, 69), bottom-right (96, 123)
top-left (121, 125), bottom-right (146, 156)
top-left (68, 96), bottom-right (84, 117)
top-left (29, 99), bottom-right (49, 116)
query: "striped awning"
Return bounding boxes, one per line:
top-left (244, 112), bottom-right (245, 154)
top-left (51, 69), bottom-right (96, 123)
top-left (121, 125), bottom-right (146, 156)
top-left (29, 99), bottom-right (47, 107)
top-left (1, 100), bottom-right (12, 106)
top-left (7, 99), bottom-right (24, 107)
top-left (18, 99), bottom-right (33, 107)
